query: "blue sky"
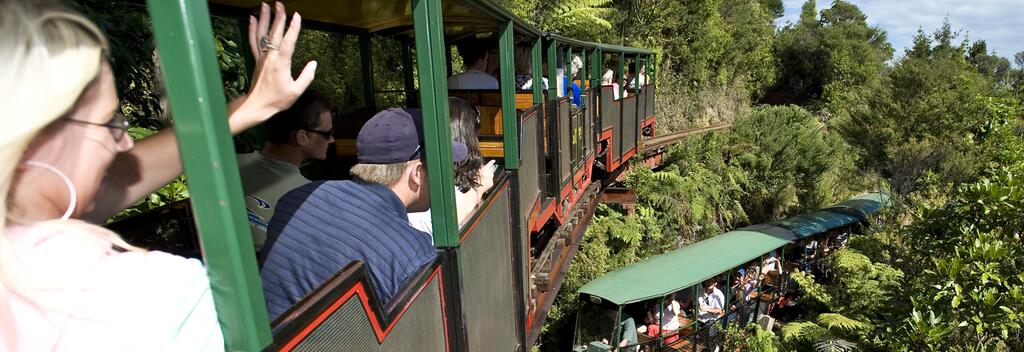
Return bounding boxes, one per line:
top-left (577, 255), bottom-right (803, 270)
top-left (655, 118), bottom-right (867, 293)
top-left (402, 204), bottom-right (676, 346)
top-left (778, 0), bottom-right (1024, 61)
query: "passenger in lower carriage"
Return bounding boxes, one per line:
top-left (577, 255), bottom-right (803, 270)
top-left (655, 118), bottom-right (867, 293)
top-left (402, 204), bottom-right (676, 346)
top-left (238, 90), bottom-right (334, 252)
top-left (600, 309), bottom-right (639, 352)
top-left (259, 108), bottom-right (468, 321)
top-left (0, 2), bottom-right (313, 350)
top-left (697, 279), bottom-right (725, 347)
top-left (407, 98), bottom-right (497, 237)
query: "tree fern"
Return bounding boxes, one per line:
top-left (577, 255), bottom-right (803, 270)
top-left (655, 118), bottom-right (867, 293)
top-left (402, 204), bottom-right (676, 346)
top-left (817, 313), bottom-right (871, 333)
top-left (813, 338), bottom-right (859, 352)
top-left (781, 321), bottom-right (827, 344)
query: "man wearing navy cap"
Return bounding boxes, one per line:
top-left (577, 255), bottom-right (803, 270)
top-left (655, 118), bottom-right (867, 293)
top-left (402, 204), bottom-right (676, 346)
top-left (259, 108), bottom-right (467, 321)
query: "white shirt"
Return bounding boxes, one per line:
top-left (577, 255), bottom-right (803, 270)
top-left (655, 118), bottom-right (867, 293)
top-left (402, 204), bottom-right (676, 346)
top-left (698, 288), bottom-right (725, 323)
top-left (408, 187), bottom-right (480, 241)
top-left (660, 301), bottom-right (680, 330)
top-left (556, 68), bottom-right (566, 97)
top-left (448, 69), bottom-right (498, 90)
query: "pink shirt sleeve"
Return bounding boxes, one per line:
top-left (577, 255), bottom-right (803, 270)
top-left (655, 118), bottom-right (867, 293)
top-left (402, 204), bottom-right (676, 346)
top-left (4, 226), bottom-right (224, 351)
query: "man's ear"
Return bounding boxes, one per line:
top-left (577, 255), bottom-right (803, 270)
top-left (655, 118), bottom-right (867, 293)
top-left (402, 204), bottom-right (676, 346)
top-left (294, 130), bottom-right (310, 146)
top-left (407, 161), bottom-right (424, 190)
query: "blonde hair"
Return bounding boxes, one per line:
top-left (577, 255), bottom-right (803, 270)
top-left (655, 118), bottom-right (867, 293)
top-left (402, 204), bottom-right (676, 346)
top-left (0, 1), bottom-right (141, 347)
top-left (350, 161), bottom-right (417, 186)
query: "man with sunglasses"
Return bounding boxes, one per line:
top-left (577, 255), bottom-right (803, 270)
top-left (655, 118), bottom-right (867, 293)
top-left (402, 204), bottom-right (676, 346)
top-left (237, 89), bottom-right (335, 252)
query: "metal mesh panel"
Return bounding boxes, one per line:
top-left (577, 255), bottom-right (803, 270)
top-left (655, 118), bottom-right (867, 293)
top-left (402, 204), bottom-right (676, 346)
top-left (692, 320), bottom-right (723, 352)
top-left (378, 279), bottom-right (446, 352)
top-left (646, 85), bottom-right (656, 118)
top-left (289, 280), bottom-right (446, 352)
top-left (459, 189), bottom-right (518, 351)
top-left (558, 99), bottom-right (571, 183)
top-left (519, 113), bottom-right (541, 219)
top-left (292, 299), bottom-right (378, 352)
top-left (622, 97), bottom-right (637, 156)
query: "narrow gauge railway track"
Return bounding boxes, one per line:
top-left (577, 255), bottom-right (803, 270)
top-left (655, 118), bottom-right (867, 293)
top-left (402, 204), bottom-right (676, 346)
top-left (642, 123), bottom-right (733, 153)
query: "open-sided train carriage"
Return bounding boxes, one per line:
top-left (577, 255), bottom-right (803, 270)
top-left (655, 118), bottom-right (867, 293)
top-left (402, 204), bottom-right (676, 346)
top-left (573, 193), bottom-right (889, 352)
top-left (101, 0), bottom-right (657, 350)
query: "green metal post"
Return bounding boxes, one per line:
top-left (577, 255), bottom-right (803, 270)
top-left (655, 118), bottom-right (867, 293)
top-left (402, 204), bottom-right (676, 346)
top-left (546, 39), bottom-right (558, 103)
top-left (693, 285), bottom-right (699, 352)
top-left (531, 37), bottom-right (543, 105)
top-left (413, 0), bottom-right (459, 247)
top-left (401, 41), bottom-right (417, 107)
top-left (723, 271), bottom-right (731, 331)
top-left (145, 1), bottom-right (271, 350)
top-left (590, 49), bottom-right (602, 89)
top-left (498, 21), bottom-right (518, 169)
top-left (581, 48), bottom-right (588, 90)
top-left (359, 34), bottom-right (376, 111)
top-left (617, 52), bottom-right (625, 98)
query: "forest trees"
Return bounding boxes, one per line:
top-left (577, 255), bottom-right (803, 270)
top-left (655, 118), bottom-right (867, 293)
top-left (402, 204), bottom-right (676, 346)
top-left (770, 0), bottom-right (892, 111)
top-left (835, 21), bottom-right (1007, 196)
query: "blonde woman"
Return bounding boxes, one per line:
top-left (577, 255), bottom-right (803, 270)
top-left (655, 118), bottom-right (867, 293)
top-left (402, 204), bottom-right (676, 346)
top-left (0, 1), bottom-right (315, 350)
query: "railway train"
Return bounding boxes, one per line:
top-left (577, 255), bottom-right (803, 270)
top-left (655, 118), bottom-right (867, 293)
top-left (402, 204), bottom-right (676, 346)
top-left (103, 0), bottom-right (657, 350)
top-left (573, 193), bottom-right (890, 352)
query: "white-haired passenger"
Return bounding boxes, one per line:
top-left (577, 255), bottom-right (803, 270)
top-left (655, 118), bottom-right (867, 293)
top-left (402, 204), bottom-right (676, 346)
top-left (0, 1), bottom-right (314, 350)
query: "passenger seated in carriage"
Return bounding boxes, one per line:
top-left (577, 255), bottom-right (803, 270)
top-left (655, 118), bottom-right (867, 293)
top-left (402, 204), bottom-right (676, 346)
top-left (602, 68), bottom-right (625, 100)
top-left (237, 90), bottom-right (334, 253)
top-left (448, 36), bottom-right (499, 90)
top-left (259, 108), bottom-right (469, 321)
top-left (514, 43), bottom-right (549, 90)
top-left (408, 97), bottom-right (497, 237)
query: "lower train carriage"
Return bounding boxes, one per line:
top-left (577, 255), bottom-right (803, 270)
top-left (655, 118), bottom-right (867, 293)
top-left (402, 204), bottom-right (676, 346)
top-left (574, 193), bottom-right (890, 352)
top-left (99, 0), bottom-right (656, 350)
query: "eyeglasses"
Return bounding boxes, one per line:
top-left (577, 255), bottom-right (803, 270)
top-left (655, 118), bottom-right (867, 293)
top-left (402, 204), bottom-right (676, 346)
top-left (305, 129), bottom-right (334, 138)
top-left (63, 114), bottom-right (129, 141)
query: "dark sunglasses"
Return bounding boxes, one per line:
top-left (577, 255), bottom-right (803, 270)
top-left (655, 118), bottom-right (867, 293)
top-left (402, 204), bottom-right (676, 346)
top-left (63, 113), bottom-right (129, 141)
top-left (305, 129), bottom-right (335, 138)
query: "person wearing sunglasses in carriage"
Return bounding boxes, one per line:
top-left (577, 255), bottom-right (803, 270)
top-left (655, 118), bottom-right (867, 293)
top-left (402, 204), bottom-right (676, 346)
top-left (238, 89), bottom-right (335, 254)
top-left (0, 1), bottom-right (315, 350)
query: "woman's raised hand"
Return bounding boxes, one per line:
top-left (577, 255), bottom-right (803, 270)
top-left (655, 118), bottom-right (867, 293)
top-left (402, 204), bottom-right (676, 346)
top-left (228, 1), bottom-right (317, 134)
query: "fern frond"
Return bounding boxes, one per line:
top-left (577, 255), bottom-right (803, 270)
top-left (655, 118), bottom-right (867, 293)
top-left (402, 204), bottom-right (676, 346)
top-left (816, 313), bottom-right (871, 333)
top-left (813, 338), bottom-right (858, 352)
top-left (781, 321), bottom-right (826, 344)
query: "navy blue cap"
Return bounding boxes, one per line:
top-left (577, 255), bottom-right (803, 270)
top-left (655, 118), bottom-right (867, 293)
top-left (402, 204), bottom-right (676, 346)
top-left (357, 108), bottom-right (468, 164)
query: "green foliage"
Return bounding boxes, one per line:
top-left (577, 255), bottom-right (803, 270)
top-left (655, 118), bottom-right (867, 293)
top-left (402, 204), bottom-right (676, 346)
top-left (826, 249), bottom-right (904, 320)
top-left (729, 105), bottom-right (852, 222)
top-left (770, 0), bottom-right (892, 108)
top-left (782, 321), bottom-right (829, 345)
top-left (791, 270), bottom-right (833, 308)
top-left (834, 21), bottom-right (1006, 196)
top-left (781, 313), bottom-right (869, 352)
top-left (724, 324), bottom-right (783, 352)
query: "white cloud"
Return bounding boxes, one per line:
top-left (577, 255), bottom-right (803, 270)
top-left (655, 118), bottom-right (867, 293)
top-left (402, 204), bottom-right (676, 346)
top-left (777, 0), bottom-right (1024, 61)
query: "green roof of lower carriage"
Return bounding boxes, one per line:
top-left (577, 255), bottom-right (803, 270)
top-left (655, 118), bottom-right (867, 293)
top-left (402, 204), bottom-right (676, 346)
top-left (828, 192), bottom-right (891, 216)
top-left (771, 192), bottom-right (888, 239)
top-left (578, 231), bottom-right (789, 305)
top-left (771, 210), bottom-right (862, 239)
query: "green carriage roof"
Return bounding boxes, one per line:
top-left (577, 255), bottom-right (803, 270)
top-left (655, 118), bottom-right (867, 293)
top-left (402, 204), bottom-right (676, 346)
top-left (578, 192), bottom-right (890, 306)
top-left (578, 230), bottom-right (790, 305)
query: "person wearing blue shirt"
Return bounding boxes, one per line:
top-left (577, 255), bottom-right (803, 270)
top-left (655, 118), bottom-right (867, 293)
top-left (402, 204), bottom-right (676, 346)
top-left (564, 55), bottom-right (583, 107)
top-left (259, 108), bottom-right (468, 320)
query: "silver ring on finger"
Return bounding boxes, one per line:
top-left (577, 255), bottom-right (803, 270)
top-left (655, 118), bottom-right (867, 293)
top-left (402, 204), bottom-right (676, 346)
top-left (259, 36), bottom-right (278, 51)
